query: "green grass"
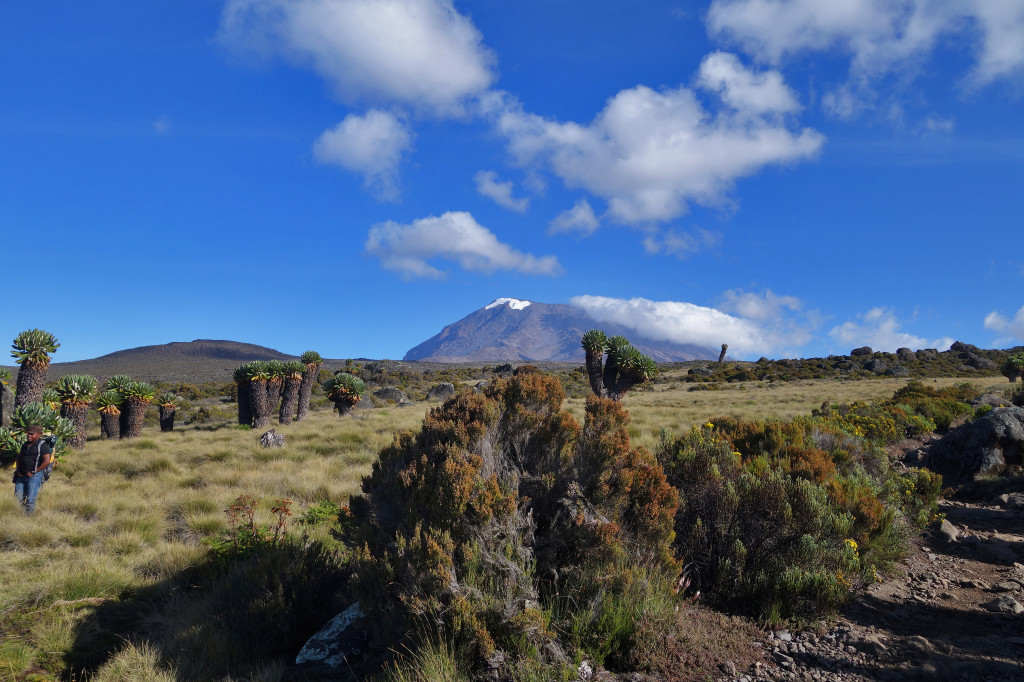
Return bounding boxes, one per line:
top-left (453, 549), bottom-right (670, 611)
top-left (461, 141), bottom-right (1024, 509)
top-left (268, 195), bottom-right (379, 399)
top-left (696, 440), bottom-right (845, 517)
top-left (1, 373), bottom-right (1005, 680)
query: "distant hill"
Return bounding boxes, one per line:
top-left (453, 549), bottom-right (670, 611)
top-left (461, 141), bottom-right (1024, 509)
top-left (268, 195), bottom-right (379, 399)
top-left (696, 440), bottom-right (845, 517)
top-left (42, 339), bottom-right (298, 384)
top-left (404, 298), bottom-right (720, 363)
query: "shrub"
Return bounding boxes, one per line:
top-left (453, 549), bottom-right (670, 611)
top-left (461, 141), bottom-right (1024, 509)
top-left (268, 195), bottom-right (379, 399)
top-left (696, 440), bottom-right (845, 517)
top-left (339, 372), bottom-right (680, 675)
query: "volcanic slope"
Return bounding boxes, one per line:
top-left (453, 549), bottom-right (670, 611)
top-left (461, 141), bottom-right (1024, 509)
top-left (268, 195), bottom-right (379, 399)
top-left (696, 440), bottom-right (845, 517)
top-left (404, 298), bottom-right (719, 363)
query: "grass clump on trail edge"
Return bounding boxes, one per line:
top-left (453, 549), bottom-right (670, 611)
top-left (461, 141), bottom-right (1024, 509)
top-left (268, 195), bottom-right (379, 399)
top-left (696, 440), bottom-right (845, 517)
top-left (340, 373), bottom-right (761, 679)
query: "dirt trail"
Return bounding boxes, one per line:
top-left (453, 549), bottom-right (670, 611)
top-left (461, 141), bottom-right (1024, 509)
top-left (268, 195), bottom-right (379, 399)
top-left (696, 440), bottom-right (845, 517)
top-left (729, 489), bottom-right (1024, 682)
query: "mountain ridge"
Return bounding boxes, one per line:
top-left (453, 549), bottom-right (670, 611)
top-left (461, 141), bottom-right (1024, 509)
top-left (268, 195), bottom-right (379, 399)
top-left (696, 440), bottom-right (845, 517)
top-left (404, 298), bottom-right (720, 362)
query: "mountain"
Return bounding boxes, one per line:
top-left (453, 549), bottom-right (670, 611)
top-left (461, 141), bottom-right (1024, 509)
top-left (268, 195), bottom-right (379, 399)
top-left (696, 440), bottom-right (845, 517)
top-left (404, 298), bottom-right (720, 363)
top-left (42, 340), bottom-right (298, 383)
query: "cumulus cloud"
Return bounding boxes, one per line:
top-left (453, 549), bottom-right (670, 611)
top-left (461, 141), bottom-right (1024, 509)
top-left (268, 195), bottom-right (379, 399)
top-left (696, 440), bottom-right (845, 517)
top-left (707, 0), bottom-right (1024, 90)
top-left (492, 56), bottom-right (822, 225)
top-left (828, 307), bottom-right (951, 352)
top-left (984, 305), bottom-right (1024, 342)
top-left (219, 0), bottom-right (495, 116)
top-left (570, 291), bottom-right (816, 358)
top-left (474, 171), bottom-right (529, 212)
top-left (313, 110), bottom-right (412, 200)
top-left (365, 211), bottom-right (562, 280)
top-left (548, 199), bottom-right (600, 236)
top-left (642, 228), bottom-right (722, 259)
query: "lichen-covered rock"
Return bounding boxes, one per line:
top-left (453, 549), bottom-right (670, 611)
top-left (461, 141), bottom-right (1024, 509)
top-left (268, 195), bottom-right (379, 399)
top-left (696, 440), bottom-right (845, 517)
top-left (426, 382), bottom-right (456, 401)
top-left (925, 407), bottom-right (1024, 479)
top-left (259, 428), bottom-right (285, 448)
top-left (688, 366), bottom-right (714, 377)
top-left (291, 603), bottom-right (370, 676)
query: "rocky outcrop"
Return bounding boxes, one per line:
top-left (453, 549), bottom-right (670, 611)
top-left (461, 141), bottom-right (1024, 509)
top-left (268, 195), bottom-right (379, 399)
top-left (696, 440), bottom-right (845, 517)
top-left (426, 382), bottom-right (456, 401)
top-left (925, 407), bottom-right (1024, 479)
top-left (372, 387), bottom-right (408, 403)
top-left (851, 346), bottom-right (873, 357)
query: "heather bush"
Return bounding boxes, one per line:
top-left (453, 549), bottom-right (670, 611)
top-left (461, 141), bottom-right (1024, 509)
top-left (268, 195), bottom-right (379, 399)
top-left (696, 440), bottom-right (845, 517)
top-left (339, 372), bottom-right (680, 676)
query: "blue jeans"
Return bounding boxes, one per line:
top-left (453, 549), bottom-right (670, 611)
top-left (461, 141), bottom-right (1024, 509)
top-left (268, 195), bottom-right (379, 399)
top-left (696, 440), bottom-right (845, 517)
top-left (13, 473), bottom-right (44, 515)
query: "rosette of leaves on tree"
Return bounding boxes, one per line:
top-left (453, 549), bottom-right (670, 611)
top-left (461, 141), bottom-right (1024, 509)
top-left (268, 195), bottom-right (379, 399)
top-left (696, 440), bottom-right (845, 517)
top-left (3, 401), bottom-right (77, 462)
top-left (54, 374), bottom-right (98, 448)
top-left (106, 374), bottom-right (135, 435)
top-left (324, 371), bottom-right (365, 416)
top-left (581, 329), bottom-right (658, 401)
top-left (0, 367), bottom-right (12, 427)
top-left (11, 329), bottom-right (59, 409)
top-left (278, 360), bottom-right (306, 425)
top-left (95, 389), bottom-right (123, 440)
top-left (296, 350), bottom-right (322, 422)
top-left (121, 381), bottom-right (155, 439)
top-left (41, 388), bottom-right (60, 411)
top-left (157, 392), bottom-right (180, 432)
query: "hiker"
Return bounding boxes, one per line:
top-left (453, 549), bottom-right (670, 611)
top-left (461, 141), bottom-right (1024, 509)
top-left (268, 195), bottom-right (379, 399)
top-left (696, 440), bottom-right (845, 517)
top-left (13, 425), bottom-right (51, 515)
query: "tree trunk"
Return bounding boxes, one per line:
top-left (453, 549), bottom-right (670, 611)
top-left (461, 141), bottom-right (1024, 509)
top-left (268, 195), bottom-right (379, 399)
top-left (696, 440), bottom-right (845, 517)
top-left (296, 363), bottom-right (321, 422)
top-left (0, 385), bottom-right (12, 426)
top-left (14, 361), bottom-right (48, 409)
top-left (334, 396), bottom-right (359, 416)
top-left (718, 344), bottom-right (728, 364)
top-left (123, 397), bottom-right (148, 438)
top-left (266, 377), bottom-right (283, 421)
top-left (60, 402), bottom-right (90, 448)
top-left (280, 376), bottom-right (301, 425)
top-left (119, 409), bottom-right (130, 437)
top-left (236, 379), bottom-right (253, 426)
top-left (249, 379), bottom-right (271, 428)
top-left (100, 409), bottom-right (120, 440)
top-left (159, 405), bottom-right (176, 432)
top-left (584, 350), bottom-right (608, 399)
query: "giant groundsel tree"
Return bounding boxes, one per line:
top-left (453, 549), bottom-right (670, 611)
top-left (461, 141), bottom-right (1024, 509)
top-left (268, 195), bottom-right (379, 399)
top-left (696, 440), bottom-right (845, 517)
top-left (580, 329), bottom-right (658, 401)
top-left (55, 374), bottom-right (97, 448)
top-left (279, 360), bottom-right (305, 425)
top-left (296, 350), bottom-right (322, 422)
top-left (11, 329), bottom-right (59, 409)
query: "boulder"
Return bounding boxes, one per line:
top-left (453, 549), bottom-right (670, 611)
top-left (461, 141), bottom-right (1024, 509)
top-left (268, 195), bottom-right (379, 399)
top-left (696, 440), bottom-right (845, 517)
top-left (885, 365), bottom-right (910, 377)
top-left (950, 341), bottom-right (978, 354)
top-left (916, 349), bottom-right (939, 360)
top-left (259, 429), bottom-right (285, 448)
top-left (851, 346), bottom-right (873, 357)
top-left (896, 347), bottom-right (916, 362)
top-left (864, 359), bottom-right (888, 373)
top-left (427, 382), bottom-right (456, 401)
top-left (924, 407), bottom-right (1024, 479)
top-left (373, 387), bottom-right (408, 403)
top-left (688, 366), bottom-right (715, 377)
top-left (963, 353), bottom-right (998, 371)
top-left (973, 394), bottom-right (1014, 409)
top-left (291, 602), bottom-right (371, 675)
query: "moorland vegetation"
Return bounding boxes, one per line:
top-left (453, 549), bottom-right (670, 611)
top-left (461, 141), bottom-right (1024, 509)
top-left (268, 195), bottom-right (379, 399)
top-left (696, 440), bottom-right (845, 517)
top-left (0, 329), bottom-right (1022, 680)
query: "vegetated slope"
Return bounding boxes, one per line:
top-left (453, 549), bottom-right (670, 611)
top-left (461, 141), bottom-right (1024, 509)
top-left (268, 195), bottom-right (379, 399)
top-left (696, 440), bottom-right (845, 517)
top-left (44, 339), bottom-right (298, 383)
top-left (404, 297), bottom-right (720, 362)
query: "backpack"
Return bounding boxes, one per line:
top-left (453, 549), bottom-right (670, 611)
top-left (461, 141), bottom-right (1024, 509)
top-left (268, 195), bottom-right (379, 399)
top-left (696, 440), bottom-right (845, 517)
top-left (35, 436), bottom-right (57, 482)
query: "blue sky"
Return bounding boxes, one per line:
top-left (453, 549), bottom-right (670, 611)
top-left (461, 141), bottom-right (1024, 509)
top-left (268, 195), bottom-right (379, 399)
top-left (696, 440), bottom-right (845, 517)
top-left (3, 0), bottom-right (1023, 363)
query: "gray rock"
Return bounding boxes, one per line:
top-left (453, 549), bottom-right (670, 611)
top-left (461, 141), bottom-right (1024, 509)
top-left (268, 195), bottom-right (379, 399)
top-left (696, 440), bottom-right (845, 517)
top-left (993, 581), bottom-right (1021, 592)
top-left (851, 346), bottom-right (873, 357)
top-left (924, 407), bottom-right (1024, 479)
top-left (864, 359), bottom-right (888, 373)
top-left (294, 602), bottom-right (369, 668)
top-left (426, 382), bottom-right (456, 401)
top-left (688, 366), bottom-right (715, 377)
top-left (896, 347), bottom-right (916, 362)
top-left (885, 365), bottom-right (910, 377)
top-left (855, 634), bottom-right (888, 655)
top-left (1001, 492), bottom-right (1024, 509)
top-left (916, 349), bottom-right (939, 360)
top-left (938, 519), bottom-right (959, 543)
top-left (982, 596), bottom-right (1023, 614)
top-left (973, 394), bottom-right (1014, 409)
top-left (259, 428), bottom-right (285, 448)
top-left (373, 387), bottom-right (408, 403)
top-left (980, 538), bottom-right (1019, 565)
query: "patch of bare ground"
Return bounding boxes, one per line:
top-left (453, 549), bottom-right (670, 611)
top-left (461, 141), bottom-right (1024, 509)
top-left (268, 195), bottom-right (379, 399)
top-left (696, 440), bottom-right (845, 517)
top-left (715, 446), bottom-right (1024, 682)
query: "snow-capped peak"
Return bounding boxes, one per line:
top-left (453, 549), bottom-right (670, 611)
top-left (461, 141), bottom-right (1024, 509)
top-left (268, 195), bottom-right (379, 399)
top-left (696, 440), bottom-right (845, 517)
top-left (485, 297), bottom-right (532, 311)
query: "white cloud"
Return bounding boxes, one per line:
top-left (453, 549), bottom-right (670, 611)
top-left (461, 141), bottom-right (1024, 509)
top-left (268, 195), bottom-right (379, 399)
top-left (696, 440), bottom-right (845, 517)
top-left (719, 288), bottom-right (802, 320)
top-left (152, 116), bottom-right (171, 134)
top-left (828, 307), bottom-right (951, 352)
top-left (570, 292), bottom-right (815, 358)
top-left (696, 51), bottom-right (801, 116)
top-left (492, 57), bottom-right (822, 225)
top-left (474, 171), bottom-right (529, 212)
top-left (219, 0), bottom-right (495, 116)
top-left (365, 211), bottom-right (562, 280)
top-left (707, 0), bottom-right (1024, 90)
top-left (984, 305), bottom-right (1024, 342)
top-left (313, 110), bottom-right (412, 200)
top-left (642, 228), bottom-right (722, 259)
top-left (548, 199), bottom-right (599, 236)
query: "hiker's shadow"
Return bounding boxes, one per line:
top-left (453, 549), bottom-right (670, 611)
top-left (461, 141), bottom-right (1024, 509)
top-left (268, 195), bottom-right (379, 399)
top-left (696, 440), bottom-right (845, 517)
top-left (65, 541), bottom-right (350, 680)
